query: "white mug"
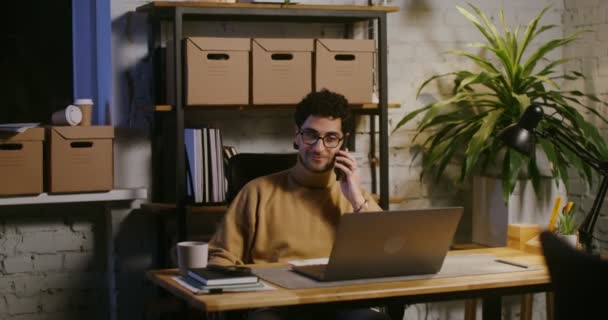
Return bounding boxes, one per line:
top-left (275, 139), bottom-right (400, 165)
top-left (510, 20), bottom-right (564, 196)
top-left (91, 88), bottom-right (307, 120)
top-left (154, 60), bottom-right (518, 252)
top-left (176, 241), bottom-right (208, 276)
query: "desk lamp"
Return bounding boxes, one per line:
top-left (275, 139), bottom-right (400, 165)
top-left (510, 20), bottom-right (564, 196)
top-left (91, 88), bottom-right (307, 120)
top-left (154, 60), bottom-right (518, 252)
top-left (500, 104), bottom-right (608, 254)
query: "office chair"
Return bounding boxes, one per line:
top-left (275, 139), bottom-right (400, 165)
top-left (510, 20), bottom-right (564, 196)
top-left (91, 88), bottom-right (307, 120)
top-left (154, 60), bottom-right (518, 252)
top-left (225, 153), bottom-right (298, 203)
top-left (540, 231), bottom-right (608, 320)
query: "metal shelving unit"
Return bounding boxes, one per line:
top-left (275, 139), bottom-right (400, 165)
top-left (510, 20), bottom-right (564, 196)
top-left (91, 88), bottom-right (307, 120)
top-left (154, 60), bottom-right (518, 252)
top-left (137, 2), bottom-right (398, 242)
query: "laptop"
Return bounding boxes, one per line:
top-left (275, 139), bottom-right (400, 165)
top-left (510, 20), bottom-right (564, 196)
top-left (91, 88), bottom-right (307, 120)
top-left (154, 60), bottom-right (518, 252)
top-left (292, 207), bottom-right (463, 281)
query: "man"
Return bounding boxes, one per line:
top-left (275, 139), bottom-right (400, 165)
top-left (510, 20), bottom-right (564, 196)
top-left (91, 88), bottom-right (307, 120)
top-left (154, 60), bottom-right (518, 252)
top-left (208, 89), bottom-right (388, 320)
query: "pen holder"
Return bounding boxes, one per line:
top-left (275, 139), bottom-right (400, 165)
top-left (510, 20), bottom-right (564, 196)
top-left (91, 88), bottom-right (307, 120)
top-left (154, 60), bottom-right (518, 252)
top-left (507, 224), bottom-right (541, 251)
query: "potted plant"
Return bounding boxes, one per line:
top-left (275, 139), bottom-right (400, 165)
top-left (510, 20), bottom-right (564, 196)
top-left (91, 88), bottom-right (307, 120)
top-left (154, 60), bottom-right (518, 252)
top-left (395, 4), bottom-right (608, 200)
top-left (556, 202), bottom-right (578, 247)
top-left (392, 4), bottom-right (608, 246)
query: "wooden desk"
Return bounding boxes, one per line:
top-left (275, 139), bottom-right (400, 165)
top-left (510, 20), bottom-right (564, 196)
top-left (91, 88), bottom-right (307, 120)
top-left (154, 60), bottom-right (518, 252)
top-left (147, 247), bottom-right (551, 320)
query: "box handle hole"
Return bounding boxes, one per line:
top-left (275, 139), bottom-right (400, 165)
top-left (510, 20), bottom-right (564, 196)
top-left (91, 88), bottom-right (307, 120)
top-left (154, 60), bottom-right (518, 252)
top-left (0, 143), bottom-right (23, 150)
top-left (207, 53), bottom-right (230, 60)
top-left (334, 54), bottom-right (355, 61)
top-left (271, 53), bottom-right (293, 61)
top-left (70, 142), bottom-right (93, 148)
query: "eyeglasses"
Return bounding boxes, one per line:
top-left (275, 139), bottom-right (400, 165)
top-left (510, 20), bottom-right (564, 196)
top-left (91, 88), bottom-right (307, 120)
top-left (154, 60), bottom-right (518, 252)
top-left (298, 129), bottom-right (343, 148)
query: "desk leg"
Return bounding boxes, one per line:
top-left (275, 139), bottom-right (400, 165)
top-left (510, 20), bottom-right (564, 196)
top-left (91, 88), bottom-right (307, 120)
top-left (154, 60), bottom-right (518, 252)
top-left (520, 293), bottom-right (533, 320)
top-left (546, 292), bottom-right (555, 320)
top-left (482, 295), bottom-right (501, 320)
top-left (206, 312), bottom-right (222, 320)
top-left (386, 303), bottom-right (405, 320)
top-left (464, 299), bottom-right (477, 320)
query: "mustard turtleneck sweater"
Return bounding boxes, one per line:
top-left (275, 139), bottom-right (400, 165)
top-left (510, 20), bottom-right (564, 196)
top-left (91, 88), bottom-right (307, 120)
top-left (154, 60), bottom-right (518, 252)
top-left (208, 159), bottom-right (382, 265)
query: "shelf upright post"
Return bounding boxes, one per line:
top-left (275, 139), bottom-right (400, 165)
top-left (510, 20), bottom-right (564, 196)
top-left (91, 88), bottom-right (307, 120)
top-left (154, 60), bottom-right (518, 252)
top-left (369, 113), bottom-right (377, 195)
top-left (377, 12), bottom-right (389, 210)
top-left (172, 7), bottom-right (188, 242)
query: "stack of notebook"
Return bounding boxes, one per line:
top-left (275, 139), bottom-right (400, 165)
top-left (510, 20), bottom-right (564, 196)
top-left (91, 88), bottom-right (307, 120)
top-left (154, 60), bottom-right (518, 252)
top-left (185, 265), bottom-right (263, 292)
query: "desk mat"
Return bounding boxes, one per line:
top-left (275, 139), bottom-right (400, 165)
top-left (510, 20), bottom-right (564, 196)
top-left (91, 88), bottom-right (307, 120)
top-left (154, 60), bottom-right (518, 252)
top-left (253, 254), bottom-right (541, 289)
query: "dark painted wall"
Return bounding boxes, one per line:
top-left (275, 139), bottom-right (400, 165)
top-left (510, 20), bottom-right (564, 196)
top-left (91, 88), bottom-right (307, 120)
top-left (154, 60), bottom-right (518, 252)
top-left (0, 1), bottom-right (73, 124)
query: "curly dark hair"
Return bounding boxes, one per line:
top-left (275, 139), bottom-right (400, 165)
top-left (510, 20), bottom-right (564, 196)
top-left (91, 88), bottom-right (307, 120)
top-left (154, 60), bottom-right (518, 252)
top-left (294, 89), bottom-right (353, 134)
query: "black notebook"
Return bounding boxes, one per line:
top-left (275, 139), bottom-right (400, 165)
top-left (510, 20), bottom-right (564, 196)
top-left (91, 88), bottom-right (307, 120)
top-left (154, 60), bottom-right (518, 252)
top-left (187, 266), bottom-right (259, 286)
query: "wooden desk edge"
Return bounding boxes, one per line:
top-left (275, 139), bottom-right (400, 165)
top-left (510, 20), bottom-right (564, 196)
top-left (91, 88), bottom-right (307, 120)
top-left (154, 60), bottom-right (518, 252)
top-left (146, 248), bottom-right (550, 312)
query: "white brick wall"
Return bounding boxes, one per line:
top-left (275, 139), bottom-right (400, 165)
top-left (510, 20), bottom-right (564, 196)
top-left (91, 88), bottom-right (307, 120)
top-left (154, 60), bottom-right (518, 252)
top-left (5, 295), bottom-right (39, 315)
top-left (0, 206), bottom-right (106, 319)
top-left (2, 256), bottom-right (34, 274)
top-left (563, 0), bottom-right (608, 255)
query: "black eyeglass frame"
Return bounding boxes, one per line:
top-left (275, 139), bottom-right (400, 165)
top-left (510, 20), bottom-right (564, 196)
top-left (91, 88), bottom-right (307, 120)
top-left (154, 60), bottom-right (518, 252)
top-left (297, 128), bottom-right (345, 148)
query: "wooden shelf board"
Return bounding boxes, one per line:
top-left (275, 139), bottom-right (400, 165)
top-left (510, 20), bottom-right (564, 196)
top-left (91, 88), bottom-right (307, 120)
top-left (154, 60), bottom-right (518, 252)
top-left (0, 188), bottom-right (148, 206)
top-left (141, 202), bottom-right (228, 215)
top-left (154, 103), bottom-right (400, 112)
top-left (137, 2), bottom-right (400, 13)
top-left (140, 197), bottom-right (401, 214)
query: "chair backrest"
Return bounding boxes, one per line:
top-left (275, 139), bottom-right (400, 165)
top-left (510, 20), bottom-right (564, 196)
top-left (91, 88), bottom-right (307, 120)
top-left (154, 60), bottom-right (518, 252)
top-left (540, 231), bottom-right (608, 320)
top-left (226, 153), bottom-right (298, 203)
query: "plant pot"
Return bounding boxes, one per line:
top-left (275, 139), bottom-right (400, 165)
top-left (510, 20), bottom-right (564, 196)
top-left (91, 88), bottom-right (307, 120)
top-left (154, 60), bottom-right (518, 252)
top-left (472, 176), bottom-right (567, 247)
top-left (559, 234), bottom-right (578, 247)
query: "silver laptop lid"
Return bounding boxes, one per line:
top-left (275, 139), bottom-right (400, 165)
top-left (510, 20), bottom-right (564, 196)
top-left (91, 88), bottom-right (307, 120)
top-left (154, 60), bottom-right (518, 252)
top-left (323, 207), bottom-right (463, 281)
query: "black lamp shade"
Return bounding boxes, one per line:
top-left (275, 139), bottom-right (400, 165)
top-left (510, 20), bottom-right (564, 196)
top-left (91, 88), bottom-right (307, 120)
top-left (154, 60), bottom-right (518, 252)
top-left (499, 124), bottom-right (536, 156)
top-left (519, 104), bottom-right (544, 130)
top-left (499, 104), bottom-right (544, 156)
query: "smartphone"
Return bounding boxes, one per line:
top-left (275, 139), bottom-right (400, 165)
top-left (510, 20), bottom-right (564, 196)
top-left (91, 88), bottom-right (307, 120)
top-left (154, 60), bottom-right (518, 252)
top-left (334, 143), bottom-right (347, 181)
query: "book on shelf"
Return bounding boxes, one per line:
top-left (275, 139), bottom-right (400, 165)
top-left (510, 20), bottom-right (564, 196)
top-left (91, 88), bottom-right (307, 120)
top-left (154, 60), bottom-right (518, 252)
top-left (202, 128), bottom-right (210, 202)
top-left (184, 127), bottom-right (228, 204)
top-left (223, 145), bottom-right (239, 168)
top-left (208, 128), bottom-right (219, 202)
top-left (187, 266), bottom-right (259, 286)
top-left (185, 128), bottom-right (202, 203)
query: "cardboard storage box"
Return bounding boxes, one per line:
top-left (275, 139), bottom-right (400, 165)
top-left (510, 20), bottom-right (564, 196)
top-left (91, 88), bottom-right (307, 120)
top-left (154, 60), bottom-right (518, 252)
top-left (0, 128), bottom-right (45, 196)
top-left (315, 39), bottom-right (375, 104)
top-left (252, 38), bottom-right (314, 104)
top-left (167, 37), bottom-right (250, 106)
top-left (47, 126), bottom-right (114, 193)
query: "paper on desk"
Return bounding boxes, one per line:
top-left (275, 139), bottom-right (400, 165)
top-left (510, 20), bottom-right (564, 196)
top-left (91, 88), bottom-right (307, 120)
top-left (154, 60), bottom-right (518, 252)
top-left (0, 123), bottom-right (40, 133)
top-left (172, 276), bottom-right (276, 294)
top-left (287, 257), bottom-right (329, 269)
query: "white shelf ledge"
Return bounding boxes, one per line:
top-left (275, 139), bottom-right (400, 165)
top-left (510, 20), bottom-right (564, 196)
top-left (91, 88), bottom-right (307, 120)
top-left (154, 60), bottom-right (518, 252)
top-left (0, 188), bottom-right (148, 206)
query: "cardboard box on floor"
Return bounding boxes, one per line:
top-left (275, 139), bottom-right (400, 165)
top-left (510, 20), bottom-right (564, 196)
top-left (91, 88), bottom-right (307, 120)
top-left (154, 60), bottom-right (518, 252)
top-left (0, 128), bottom-right (45, 196)
top-left (315, 39), bottom-right (375, 104)
top-left (252, 38), bottom-right (313, 104)
top-left (47, 126), bottom-right (114, 193)
top-left (167, 37), bottom-right (250, 106)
